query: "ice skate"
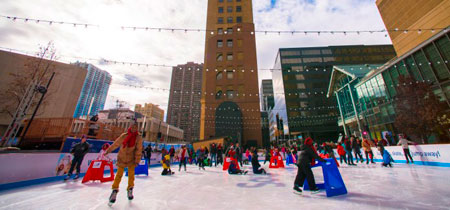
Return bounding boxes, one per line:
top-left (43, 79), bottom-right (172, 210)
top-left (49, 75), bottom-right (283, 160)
top-left (310, 188), bottom-right (320, 194)
top-left (63, 174), bottom-right (71, 181)
top-left (127, 188), bottom-right (134, 200)
top-left (108, 189), bottom-right (118, 206)
top-left (243, 171), bottom-right (248, 175)
top-left (73, 174), bottom-right (79, 180)
top-left (293, 186), bottom-right (302, 195)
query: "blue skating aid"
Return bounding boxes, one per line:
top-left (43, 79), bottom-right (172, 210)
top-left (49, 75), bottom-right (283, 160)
top-left (286, 154), bottom-right (294, 165)
top-left (303, 158), bottom-right (347, 197)
top-left (126, 158), bottom-right (149, 176)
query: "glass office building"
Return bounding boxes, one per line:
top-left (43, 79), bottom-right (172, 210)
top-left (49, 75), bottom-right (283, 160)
top-left (272, 45), bottom-right (396, 142)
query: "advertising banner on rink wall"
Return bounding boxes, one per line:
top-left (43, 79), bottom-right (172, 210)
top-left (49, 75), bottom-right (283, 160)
top-left (334, 144), bottom-right (450, 166)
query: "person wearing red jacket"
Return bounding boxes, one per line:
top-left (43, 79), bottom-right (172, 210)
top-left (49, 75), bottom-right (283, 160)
top-left (337, 141), bottom-right (347, 165)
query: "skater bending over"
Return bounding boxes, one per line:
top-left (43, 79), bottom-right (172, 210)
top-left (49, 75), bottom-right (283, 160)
top-left (293, 137), bottom-right (326, 194)
top-left (105, 123), bottom-right (143, 204)
top-left (381, 148), bottom-right (394, 167)
top-left (162, 154), bottom-right (175, 175)
top-left (228, 160), bottom-right (248, 175)
top-left (251, 151), bottom-right (266, 174)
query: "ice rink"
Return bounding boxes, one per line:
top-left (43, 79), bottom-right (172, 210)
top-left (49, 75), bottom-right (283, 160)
top-left (0, 162), bottom-right (449, 210)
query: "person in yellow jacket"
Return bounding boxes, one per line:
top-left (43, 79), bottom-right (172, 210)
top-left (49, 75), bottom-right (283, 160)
top-left (161, 154), bottom-right (175, 175)
top-left (105, 123), bottom-right (143, 205)
top-left (362, 138), bottom-right (375, 164)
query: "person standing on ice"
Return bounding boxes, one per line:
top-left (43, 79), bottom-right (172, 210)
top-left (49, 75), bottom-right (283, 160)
top-left (397, 134), bottom-right (415, 164)
top-left (352, 137), bottom-right (364, 163)
top-left (178, 145), bottom-right (188, 171)
top-left (345, 137), bottom-right (356, 165)
top-left (264, 148), bottom-right (271, 165)
top-left (197, 146), bottom-right (206, 170)
top-left (235, 143), bottom-right (243, 167)
top-left (337, 141), bottom-right (347, 165)
top-left (64, 134), bottom-right (90, 180)
top-left (293, 137), bottom-right (326, 194)
top-left (217, 143), bottom-right (223, 165)
top-left (210, 143), bottom-right (217, 167)
top-left (144, 145), bottom-right (152, 166)
top-left (362, 138), bottom-right (375, 164)
top-left (105, 123), bottom-right (143, 204)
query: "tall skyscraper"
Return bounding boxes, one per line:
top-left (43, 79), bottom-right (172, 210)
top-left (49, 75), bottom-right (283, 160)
top-left (272, 45), bottom-right (396, 141)
top-left (260, 79), bottom-right (275, 111)
top-left (201, 0), bottom-right (262, 146)
top-left (73, 62), bottom-right (111, 119)
top-left (376, 0), bottom-right (450, 57)
top-left (167, 62), bottom-right (203, 142)
top-left (135, 103), bottom-right (164, 121)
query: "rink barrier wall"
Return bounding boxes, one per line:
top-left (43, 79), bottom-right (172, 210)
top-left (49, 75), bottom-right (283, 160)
top-left (1, 144), bottom-right (449, 191)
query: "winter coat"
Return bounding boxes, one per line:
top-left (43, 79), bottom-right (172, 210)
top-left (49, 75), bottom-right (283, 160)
top-left (351, 140), bottom-right (361, 152)
top-left (297, 145), bottom-right (325, 166)
top-left (397, 138), bottom-right (414, 149)
top-left (344, 140), bottom-right (352, 152)
top-left (362, 139), bottom-right (374, 152)
top-left (211, 145), bottom-right (217, 154)
top-left (337, 144), bottom-right (346, 156)
top-left (177, 148), bottom-right (189, 159)
top-left (70, 142), bottom-right (90, 158)
top-left (162, 154), bottom-right (171, 169)
top-left (106, 133), bottom-right (143, 168)
top-left (251, 154), bottom-right (261, 171)
top-left (383, 150), bottom-right (393, 164)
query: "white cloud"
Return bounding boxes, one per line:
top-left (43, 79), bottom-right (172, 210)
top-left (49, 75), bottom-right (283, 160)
top-left (0, 0), bottom-right (391, 120)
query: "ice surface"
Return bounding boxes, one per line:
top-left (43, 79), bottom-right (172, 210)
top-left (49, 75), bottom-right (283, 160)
top-left (0, 162), bottom-right (449, 210)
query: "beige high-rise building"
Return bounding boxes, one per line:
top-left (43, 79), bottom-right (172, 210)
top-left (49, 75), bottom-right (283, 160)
top-left (135, 103), bottom-right (164, 121)
top-left (376, 0), bottom-right (450, 57)
top-left (0, 50), bottom-right (87, 135)
top-left (201, 0), bottom-right (262, 146)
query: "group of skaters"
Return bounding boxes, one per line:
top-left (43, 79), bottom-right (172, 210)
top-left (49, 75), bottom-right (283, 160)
top-left (65, 122), bottom-right (419, 204)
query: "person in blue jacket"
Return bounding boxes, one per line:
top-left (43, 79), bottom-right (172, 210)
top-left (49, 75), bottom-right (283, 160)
top-left (382, 148), bottom-right (394, 167)
top-left (228, 160), bottom-right (248, 175)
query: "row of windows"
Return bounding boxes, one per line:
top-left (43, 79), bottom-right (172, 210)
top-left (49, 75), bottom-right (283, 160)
top-left (218, 0), bottom-right (241, 2)
top-left (215, 85), bottom-right (245, 100)
top-left (282, 55), bottom-right (393, 64)
top-left (280, 47), bottom-right (394, 57)
top-left (218, 16), bottom-right (242, 24)
top-left (217, 39), bottom-right (243, 48)
top-left (216, 52), bottom-right (244, 61)
top-left (218, 6), bottom-right (242, 13)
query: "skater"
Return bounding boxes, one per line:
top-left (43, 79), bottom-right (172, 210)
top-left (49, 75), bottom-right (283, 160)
top-left (162, 154), bottom-right (175, 175)
top-left (105, 123), bottom-right (143, 205)
top-left (217, 143), bottom-right (223, 165)
top-left (345, 138), bottom-right (356, 165)
top-left (251, 151), bottom-right (266, 174)
top-left (293, 137), bottom-right (326, 194)
top-left (362, 138), bottom-right (375, 164)
top-left (228, 159), bottom-right (248, 175)
top-left (178, 145), bottom-right (188, 171)
top-left (352, 137), bottom-right (364, 163)
top-left (336, 141), bottom-right (347, 164)
top-left (197, 146), bottom-right (206, 170)
top-left (144, 144), bottom-right (152, 166)
top-left (264, 148), bottom-right (271, 165)
top-left (210, 143), bottom-right (217, 166)
top-left (381, 148), bottom-right (394, 167)
top-left (397, 134), bottom-right (415, 164)
top-left (169, 146), bottom-right (175, 163)
top-left (64, 135), bottom-right (90, 180)
top-left (235, 143), bottom-right (243, 167)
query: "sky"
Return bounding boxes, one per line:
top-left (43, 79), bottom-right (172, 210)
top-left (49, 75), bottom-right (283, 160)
top-left (0, 0), bottom-right (392, 120)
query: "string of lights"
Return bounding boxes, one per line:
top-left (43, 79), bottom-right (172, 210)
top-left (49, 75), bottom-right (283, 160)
top-left (1, 14), bottom-right (447, 35)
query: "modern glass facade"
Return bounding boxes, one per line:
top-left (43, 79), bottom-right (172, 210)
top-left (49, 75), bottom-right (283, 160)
top-left (260, 79), bottom-right (275, 111)
top-left (73, 62), bottom-right (112, 119)
top-left (272, 45), bottom-right (396, 142)
top-left (353, 29), bottom-right (450, 142)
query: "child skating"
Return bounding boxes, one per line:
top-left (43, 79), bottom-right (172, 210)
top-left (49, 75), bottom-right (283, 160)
top-left (104, 123), bottom-right (143, 206)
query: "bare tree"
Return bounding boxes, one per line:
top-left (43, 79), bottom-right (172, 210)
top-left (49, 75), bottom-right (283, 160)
top-left (394, 76), bottom-right (450, 143)
top-left (0, 43), bottom-right (57, 119)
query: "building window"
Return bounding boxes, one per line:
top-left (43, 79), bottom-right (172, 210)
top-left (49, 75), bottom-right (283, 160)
top-left (236, 0), bottom-right (241, 1)
top-left (227, 28), bottom-right (233, 34)
top-left (218, 17), bottom-right (224, 24)
top-left (218, 28), bottom-right (223, 34)
top-left (227, 90), bottom-right (234, 99)
top-left (295, 74), bottom-right (305, 80)
top-left (217, 53), bottom-right (223, 61)
top-left (227, 0), bottom-right (232, 2)
top-left (297, 83), bottom-right (306, 89)
top-left (227, 39), bottom-right (233, 47)
top-left (236, 6), bottom-right (242, 12)
top-left (217, 40), bottom-right (223, 48)
top-left (218, 7), bottom-right (224, 13)
top-left (218, 0), bottom-right (223, 2)
top-left (216, 71), bottom-right (223, 80)
top-left (237, 52), bottom-right (244, 60)
top-left (227, 17), bottom-right (233, 23)
top-left (227, 71), bottom-right (233, 79)
top-left (238, 66), bottom-right (244, 79)
top-left (227, 6), bottom-right (233, 13)
top-left (216, 90), bottom-right (223, 99)
top-left (227, 53), bottom-right (233, 61)
top-left (236, 16), bottom-right (242, 23)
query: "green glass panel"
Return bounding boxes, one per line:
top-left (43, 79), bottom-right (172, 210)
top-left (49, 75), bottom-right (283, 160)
top-left (390, 67), bottom-right (400, 85)
top-left (405, 56), bottom-right (422, 81)
top-left (423, 44), bottom-right (449, 81)
top-left (382, 71), bottom-right (396, 97)
top-left (435, 36), bottom-right (450, 70)
top-left (397, 61), bottom-right (409, 76)
top-left (414, 50), bottom-right (436, 83)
